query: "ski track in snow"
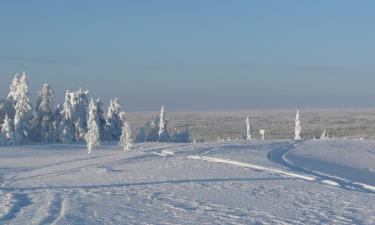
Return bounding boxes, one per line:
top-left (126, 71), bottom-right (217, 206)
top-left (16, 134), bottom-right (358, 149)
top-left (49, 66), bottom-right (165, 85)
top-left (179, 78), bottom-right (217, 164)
top-left (188, 155), bottom-right (316, 181)
top-left (267, 142), bottom-right (375, 194)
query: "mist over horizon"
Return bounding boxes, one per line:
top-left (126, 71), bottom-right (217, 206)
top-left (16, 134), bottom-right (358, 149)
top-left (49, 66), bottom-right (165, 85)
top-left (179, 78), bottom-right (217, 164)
top-left (1, 1), bottom-right (375, 111)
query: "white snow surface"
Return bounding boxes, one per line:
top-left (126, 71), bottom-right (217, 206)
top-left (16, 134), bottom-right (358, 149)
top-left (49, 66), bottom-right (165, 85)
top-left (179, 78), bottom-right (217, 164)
top-left (0, 141), bottom-right (374, 224)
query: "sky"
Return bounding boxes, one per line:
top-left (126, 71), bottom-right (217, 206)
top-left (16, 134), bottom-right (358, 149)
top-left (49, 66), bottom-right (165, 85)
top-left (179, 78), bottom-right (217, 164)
top-left (1, 0), bottom-right (375, 111)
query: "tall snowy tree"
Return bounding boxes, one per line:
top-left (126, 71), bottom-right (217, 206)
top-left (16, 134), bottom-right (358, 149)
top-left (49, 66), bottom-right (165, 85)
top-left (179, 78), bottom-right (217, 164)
top-left (85, 99), bottom-right (100, 154)
top-left (245, 116), bottom-right (252, 141)
top-left (1, 74), bottom-right (19, 122)
top-left (294, 109), bottom-right (302, 140)
top-left (95, 99), bottom-right (106, 141)
top-left (52, 104), bottom-right (63, 142)
top-left (60, 89), bottom-right (90, 143)
top-left (34, 84), bottom-right (55, 143)
top-left (158, 105), bottom-right (169, 142)
top-left (60, 91), bottom-right (74, 143)
top-left (1, 115), bottom-right (14, 145)
top-left (120, 121), bottom-right (133, 150)
top-left (105, 98), bottom-right (124, 141)
top-left (13, 73), bottom-right (33, 144)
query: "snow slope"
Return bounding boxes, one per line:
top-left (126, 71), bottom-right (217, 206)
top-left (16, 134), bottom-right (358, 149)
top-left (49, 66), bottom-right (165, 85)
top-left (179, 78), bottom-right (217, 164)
top-left (0, 141), bottom-right (374, 224)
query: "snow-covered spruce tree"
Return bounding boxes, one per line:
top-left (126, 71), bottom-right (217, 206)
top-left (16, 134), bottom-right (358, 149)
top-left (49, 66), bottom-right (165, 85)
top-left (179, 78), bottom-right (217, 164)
top-left (294, 109), bottom-right (302, 140)
top-left (320, 129), bottom-right (328, 140)
top-left (260, 129), bottom-right (265, 140)
top-left (158, 105), bottom-right (169, 142)
top-left (120, 121), bottom-right (133, 150)
top-left (60, 91), bottom-right (75, 143)
top-left (1, 115), bottom-right (14, 145)
top-left (7, 74), bottom-right (19, 102)
top-left (105, 98), bottom-right (124, 141)
top-left (52, 104), bottom-right (63, 142)
top-left (85, 99), bottom-right (100, 154)
top-left (34, 84), bottom-right (55, 143)
top-left (245, 116), bottom-right (252, 141)
top-left (14, 73), bottom-right (33, 144)
top-left (60, 89), bottom-right (90, 143)
top-left (1, 74), bottom-right (20, 122)
top-left (95, 99), bottom-right (106, 141)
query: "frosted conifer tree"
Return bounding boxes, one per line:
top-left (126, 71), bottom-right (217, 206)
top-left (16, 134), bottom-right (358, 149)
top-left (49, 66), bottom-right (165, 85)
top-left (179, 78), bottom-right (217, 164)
top-left (246, 116), bottom-right (252, 140)
top-left (260, 129), bottom-right (265, 140)
top-left (320, 129), bottom-right (327, 140)
top-left (7, 74), bottom-right (19, 101)
top-left (60, 89), bottom-right (90, 142)
top-left (1, 115), bottom-right (14, 145)
top-left (85, 99), bottom-right (100, 154)
top-left (95, 99), bottom-right (106, 141)
top-left (2, 74), bottom-right (19, 121)
top-left (120, 121), bottom-right (132, 150)
top-left (60, 90), bottom-right (75, 143)
top-left (105, 98), bottom-right (123, 141)
top-left (158, 105), bottom-right (169, 142)
top-left (14, 73), bottom-right (33, 144)
top-left (35, 84), bottom-right (55, 143)
top-left (294, 109), bottom-right (302, 140)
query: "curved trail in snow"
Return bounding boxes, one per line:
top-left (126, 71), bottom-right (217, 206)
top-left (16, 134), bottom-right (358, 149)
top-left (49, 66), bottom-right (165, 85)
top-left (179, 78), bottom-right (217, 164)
top-left (267, 141), bottom-right (375, 194)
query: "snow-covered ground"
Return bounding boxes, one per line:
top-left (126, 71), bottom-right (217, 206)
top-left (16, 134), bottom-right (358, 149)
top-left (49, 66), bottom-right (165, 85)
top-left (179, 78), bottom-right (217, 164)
top-left (0, 141), bottom-right (374, 224)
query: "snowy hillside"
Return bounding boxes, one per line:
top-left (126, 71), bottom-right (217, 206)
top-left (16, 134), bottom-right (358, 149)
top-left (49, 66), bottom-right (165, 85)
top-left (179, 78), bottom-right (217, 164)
top-left (0, 141), bottom-right (374, 224)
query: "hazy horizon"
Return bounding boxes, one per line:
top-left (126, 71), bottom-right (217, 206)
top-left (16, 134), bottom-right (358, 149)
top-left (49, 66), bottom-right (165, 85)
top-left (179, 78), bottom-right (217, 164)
top-left (1, 1), bottom-right (375, 111)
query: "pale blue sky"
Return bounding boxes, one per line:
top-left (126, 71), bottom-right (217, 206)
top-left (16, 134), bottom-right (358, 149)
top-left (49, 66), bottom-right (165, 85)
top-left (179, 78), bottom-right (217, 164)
top-left (1, 1), bottom-right (375, 111)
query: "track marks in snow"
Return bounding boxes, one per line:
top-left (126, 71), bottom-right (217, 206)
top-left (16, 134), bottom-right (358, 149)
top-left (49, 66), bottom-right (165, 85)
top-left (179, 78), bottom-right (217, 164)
top-left (188, 155), bottom-right (315, 181)
top-left (268, 142), bottom-right (375, 194)
top-left (0, 192), bottom-right (32, 222)
top-left (31, 193), bottom-right (65, 225)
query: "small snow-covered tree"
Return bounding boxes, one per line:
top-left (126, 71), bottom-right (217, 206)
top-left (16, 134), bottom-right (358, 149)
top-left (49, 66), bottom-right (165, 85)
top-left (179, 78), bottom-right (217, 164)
top-left (85, 99), bottom-right (100, 154)
top-left (245, 116), bottom-right (252, 141)
top-left (320, 129), bottom-right (328, 140)
top-left (120, 121), bottom-right (133, 150)
top-left (294, 109), bottom-right (302, 140)
top-left (1, 115), bottom-right (14, 145)
top-left (14, 73), bottom-right (33, 144)
top-left (105, 98), bottom-right (124, 141)
top-left (260, 129), bottom-right (265, 140)
top-left (35, 83), bottom-right (55, 143)
top-left (158, 105), bottom-right (169, 142)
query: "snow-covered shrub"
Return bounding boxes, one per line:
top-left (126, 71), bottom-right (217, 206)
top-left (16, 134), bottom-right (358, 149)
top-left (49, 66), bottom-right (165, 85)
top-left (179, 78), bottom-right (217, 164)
top-left (1, 115), bottom-right (14, 145)
top-left (171, 127), bottom-right (190, 143)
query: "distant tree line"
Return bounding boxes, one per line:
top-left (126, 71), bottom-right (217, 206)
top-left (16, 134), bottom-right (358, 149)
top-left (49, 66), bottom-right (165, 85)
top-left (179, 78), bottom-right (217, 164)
top-left (0, 73), bottom-right (190, 150)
